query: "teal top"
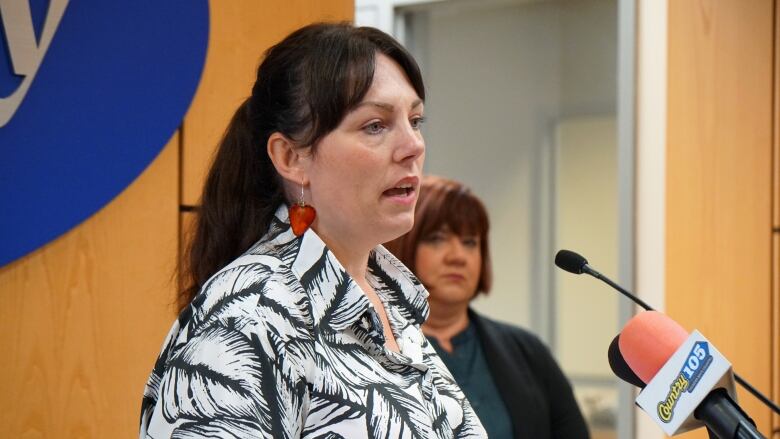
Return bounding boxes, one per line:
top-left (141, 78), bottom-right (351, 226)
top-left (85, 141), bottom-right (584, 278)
top-left (428, 322), bottom-right (514, 439)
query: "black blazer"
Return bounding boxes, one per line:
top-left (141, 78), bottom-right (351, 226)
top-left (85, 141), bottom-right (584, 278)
top-left (469, 309), bottom-right (590, 439)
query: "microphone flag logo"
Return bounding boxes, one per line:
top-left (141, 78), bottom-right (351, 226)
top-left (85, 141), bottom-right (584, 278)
top-left (636, 331), bottom-right (735, 435)
top-left (657, 341), bottom-right (713, 422)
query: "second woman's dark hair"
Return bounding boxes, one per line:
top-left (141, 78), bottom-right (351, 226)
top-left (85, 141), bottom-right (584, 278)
top-left (179, 23), bottom-right (425, 310)
top-left (385, 175), bottom-right (492, 296)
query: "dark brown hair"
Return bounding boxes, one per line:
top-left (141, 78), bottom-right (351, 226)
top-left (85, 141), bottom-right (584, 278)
top-left (179, 23), bottom-right (425, 311)
top-left (385, 175), bottom-right (492, 295)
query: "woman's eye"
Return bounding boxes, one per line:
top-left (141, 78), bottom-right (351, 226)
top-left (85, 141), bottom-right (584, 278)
top-left (462, 237), bottom-right (479, 247)
top-left (423, 232), bottom-right (445, 243)
top-left (363, 121), bottom-right (384, 135)
top-left (410, 116), bottom-right (426, 130)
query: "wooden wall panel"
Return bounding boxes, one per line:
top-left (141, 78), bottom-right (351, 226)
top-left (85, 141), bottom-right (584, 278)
top-left (181, 0), bottom-right (354, 205)
top-left (179, 211), bottom-right (197, 295)
top-left (666, 1), bottom-right (774, 438)
top-left (774, 3), bottom-right (780, 436)
top-left (773, 233), bottom-right (779, 438)
top-left (0, 138), bottom-right (179, 438)
top-left (775, 0), bottom-right (780, 232)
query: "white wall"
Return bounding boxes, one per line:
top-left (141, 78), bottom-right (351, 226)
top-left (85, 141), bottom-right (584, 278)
top-left (401, 1), bottom-right (621, 433)
top-left (555, 116), bottom-right (618, 375)
top-left (560, 0), bottom-right (618, 117)
top-left (407, 0), bottom-right (618, 337)
top-left (418, 0), bottom-right (562, 328)
top-left (634, 0), bottom-right (667, 437)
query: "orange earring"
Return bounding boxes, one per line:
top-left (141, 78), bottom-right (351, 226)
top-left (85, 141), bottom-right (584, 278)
top-left (289, 182), bottom-right (316, 236)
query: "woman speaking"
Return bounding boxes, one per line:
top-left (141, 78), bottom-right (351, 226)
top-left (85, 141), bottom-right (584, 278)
top-left (140, 24), bottom-right (486, 438)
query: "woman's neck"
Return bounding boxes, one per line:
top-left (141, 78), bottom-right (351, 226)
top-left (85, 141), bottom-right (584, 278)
top-left (422, 302), bottom-right (470, 353)
top-left (312, 225), bottom-right (403, 352)
top-left (313, 224), bottom-right (371, 284)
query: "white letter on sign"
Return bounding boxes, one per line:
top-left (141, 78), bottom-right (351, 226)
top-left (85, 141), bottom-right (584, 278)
top-left (0, 0), bottom-right (70, 127)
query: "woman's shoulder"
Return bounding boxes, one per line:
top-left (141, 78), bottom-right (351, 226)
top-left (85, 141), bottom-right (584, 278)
top-left (469, 310), bottom-right (551, 355)
top-left (190, 242), bottom-right (311, 335)
top-left (141, 246), bottom-right (313, 437)
top-left (470, 311), bottom-right (537, 339)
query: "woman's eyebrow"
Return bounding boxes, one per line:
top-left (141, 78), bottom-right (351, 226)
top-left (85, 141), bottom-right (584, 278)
top-left (356, 101), bottom-right (394, 112)
top-left (355, 99), bottom-right (424, 112)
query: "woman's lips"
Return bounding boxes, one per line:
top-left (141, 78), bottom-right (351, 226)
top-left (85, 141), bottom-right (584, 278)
top-left (382, 186), bottom-right (416, 205)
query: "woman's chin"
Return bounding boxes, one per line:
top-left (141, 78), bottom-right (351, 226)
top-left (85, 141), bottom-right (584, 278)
top-left (428, 289), bottom-right (474, 307)
top-left (378, 216), bottom-right (415, 243)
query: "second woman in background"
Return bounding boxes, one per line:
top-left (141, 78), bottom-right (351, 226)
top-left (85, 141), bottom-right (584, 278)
top-left (386, 175), bottom-right (590, 439)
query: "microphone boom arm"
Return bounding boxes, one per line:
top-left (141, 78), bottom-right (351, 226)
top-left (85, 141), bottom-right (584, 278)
top-left (556, 249), bottom-right (780, 416)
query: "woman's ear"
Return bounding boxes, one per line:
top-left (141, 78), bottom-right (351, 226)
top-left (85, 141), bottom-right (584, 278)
top-left (267, 132), bottom-right (310, 185)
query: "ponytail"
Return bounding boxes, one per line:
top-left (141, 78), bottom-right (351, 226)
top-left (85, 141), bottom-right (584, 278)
top-left (178, 98), bottom-right (283, 311)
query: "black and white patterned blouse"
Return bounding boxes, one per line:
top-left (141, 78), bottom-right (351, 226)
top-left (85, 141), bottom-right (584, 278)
top-left (140, 205), bottom-right (487, 438)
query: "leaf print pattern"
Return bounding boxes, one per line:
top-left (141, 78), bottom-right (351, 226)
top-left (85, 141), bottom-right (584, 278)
top-left (140, 205), bottom-right (487, 439)
top-left (170, 418), bottom-right (259, 438)
top-left (367, 384), bottom-right (431, 438)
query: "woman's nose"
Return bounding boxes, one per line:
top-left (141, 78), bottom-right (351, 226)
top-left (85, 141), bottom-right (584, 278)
top-left (393, 122), bottom-right (425, 163)
top-left (443, 239), bottom-right (466, 264)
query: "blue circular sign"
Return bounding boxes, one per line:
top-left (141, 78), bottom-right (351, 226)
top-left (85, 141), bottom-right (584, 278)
top-left (0, 0), bottom-right (209, 267)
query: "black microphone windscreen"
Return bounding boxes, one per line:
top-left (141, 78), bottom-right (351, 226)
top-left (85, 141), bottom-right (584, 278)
top-left (554, 249), bottom-right (588, 274)
top-left (608, 334), bottom-right (646, 389)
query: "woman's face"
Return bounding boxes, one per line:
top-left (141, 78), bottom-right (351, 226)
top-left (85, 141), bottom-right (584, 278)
top-left (304, 54), bottom-right (425, 249)
top-left (414, 226), bottom-right (482, 307)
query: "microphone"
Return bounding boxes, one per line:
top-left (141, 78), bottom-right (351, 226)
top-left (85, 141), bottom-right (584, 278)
top-left (554, 249), bottom-right (654, 311)
top-left (554, 249), bottom-right (594, 275)
top-left (607, 334), bottom-right (645, 388)
top-left (619, 310), bottom-right (688, 383)
top-left (554, 248), bottom-right (780, 417)
top-left (618, 311), bottom-right (764, 438)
